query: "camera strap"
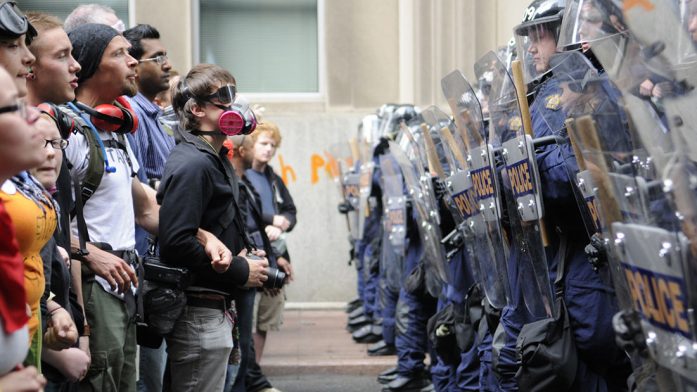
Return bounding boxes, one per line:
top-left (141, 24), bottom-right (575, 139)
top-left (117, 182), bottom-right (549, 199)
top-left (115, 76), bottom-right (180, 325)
top-left (216, 151), bottom-right (257, 253)
top-left (71, 170), bottom-right (90, 255)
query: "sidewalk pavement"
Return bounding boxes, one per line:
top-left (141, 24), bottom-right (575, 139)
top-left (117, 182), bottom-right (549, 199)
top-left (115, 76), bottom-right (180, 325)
top-left (261, 309), bottom-right (396, 376)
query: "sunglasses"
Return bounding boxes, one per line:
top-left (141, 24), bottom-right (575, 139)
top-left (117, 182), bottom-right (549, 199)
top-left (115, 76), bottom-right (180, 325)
top-left (203, 84), bottom-right (237, 105)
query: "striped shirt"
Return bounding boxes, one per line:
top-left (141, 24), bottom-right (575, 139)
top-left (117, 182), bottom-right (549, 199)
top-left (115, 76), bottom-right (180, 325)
top-left (127, 93), bottom-right (175, 181)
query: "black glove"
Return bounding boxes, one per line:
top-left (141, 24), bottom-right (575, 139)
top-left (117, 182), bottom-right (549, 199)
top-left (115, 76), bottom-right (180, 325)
top-left (431, 176), bottom-right (448, 202)
top-left (584, 232), bottom-right (607, 271)
top-left (373, 137), bottom-right (390, 156)
top-left (337, 201), bottom-right (353, 214)
top-left (612, 310), bottom-right (647, 356)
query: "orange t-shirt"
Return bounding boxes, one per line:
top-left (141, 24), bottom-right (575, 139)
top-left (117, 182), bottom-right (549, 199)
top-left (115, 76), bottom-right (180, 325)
top-left (0, 182), bottom-right (57, 341)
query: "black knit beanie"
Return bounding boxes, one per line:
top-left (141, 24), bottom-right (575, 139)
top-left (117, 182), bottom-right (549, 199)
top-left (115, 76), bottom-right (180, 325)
top-left (68, 23), bottom-right (120, 85)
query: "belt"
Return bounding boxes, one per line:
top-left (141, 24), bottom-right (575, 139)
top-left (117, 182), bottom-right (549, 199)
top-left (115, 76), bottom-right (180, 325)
top-left (186, 295), bottom-right (229, 312)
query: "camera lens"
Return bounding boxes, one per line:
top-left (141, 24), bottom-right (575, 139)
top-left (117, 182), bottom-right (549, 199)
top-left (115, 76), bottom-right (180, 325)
top-left (264, 267), bottom-right (286, 289)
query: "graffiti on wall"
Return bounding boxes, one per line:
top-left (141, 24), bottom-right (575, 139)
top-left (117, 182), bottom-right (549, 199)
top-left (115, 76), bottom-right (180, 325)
top-left (274, 151), bottom-right (342, 186)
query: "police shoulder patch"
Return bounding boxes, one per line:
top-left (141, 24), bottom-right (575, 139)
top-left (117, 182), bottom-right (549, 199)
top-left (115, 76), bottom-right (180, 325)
top-left (545, 94), bottom-right (561, 110)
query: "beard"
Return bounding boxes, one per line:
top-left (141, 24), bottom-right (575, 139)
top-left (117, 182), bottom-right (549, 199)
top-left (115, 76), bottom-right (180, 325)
top-left (122, 79), bottom-right (138, 97)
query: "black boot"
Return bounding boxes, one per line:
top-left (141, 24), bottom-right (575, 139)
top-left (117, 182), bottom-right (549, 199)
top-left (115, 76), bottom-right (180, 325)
top-left (348, 306), bottom-right (365, 320)
top-left (345, 298), bottom-right (363, 313)
top-left (377, 367), bottom-right (398, 384)
top-left (381, 371), bottom-right (433, 392)
top-left (367, 340), bottom-right (396, 356)
top-left (352, 324), bottom-right (382, 343)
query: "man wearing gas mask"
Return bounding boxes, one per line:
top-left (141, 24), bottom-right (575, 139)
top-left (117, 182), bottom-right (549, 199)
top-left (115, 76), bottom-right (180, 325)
top-left (159, 63), bottom-right (268, 392)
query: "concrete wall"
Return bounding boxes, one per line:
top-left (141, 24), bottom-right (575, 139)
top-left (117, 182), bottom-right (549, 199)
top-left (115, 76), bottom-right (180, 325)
top-left (132, 0), bottom-right (533, 304)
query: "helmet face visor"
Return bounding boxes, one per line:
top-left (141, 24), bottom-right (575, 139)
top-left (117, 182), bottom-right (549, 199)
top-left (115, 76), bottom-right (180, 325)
top-left (557, 0), bottom-right (627, 52)
top-left (516, 23), bottom-right (562, 83)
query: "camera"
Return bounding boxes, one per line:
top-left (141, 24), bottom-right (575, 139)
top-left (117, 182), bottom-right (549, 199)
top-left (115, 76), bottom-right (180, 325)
top-left (264, 267), bottom-right (286, 289)
top-left (248, 254), bottom-right (286, 289)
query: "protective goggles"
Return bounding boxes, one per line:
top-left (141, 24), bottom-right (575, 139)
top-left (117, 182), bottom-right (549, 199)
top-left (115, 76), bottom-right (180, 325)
top-left (0, 2), bottom-right (36, 40)
top-left (202, 84), bottom-right (237, 106)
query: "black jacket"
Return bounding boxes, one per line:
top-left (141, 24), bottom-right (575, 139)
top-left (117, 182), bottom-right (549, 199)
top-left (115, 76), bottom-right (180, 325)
top-left (157, 131), bottom-right (249, 295)
top-left (259, 166), bottom-right (297, 232)
top-left (239, 177), bottom-right (278, 269)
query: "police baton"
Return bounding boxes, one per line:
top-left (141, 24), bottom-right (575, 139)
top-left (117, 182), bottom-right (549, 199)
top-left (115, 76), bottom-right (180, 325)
top-left (439, 125), bottom-right (468, 170)
top-left (511, 59), bottom-right (550, 247)
top-left (420, 123), bottom-right (446, 179)
top-left (573, 115), bottom-right (623, 225)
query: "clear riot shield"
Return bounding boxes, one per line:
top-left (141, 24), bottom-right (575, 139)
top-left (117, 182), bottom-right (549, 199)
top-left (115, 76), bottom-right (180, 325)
top-left (420, 106), bottom-right (468, 229)
top-left (391, 121), bottom-right (448, 298)
top-left (329, 136), bottom-right (362, 243)
top-left (621, 0), bottom-right (697, 85)
top-left (543, 51), bottom-right (631, 239)
top-left (478, 51), bottom-right (556, 320)
top-left (420, 106), bottom-right (482, 290)
top-left (357, 115), bottom-right (379, 240)
top-left (379, 151), bottom-right (407, 293)
top-left (546, 50), bottom-right (639, 313)
top-left (327, 140), bottom-right (357, 233)
top-left (440, 71), bottom-right (511, 311)
top-left (568, 35), bottom-right (697, 386)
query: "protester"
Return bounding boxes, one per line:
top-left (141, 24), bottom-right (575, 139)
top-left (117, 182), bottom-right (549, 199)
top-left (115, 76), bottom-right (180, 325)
top-left (159, 63), bottom-right (269, 392)
top-left (64, 4), bottom-right (125, 33)
top-left (64, 23), bottom-right (159, 391)
top-left (0, 61), bottom-right (46, 392)
top-left (246, 121), bottom-right (296, 357)
top-left (31, 117), bottom-right (90, 386)
top-left (122, 23), bottom-right (176, 392)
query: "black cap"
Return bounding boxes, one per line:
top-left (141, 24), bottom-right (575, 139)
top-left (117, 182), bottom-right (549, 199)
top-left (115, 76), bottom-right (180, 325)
top-left (68, 23), bottom-right (120, 85)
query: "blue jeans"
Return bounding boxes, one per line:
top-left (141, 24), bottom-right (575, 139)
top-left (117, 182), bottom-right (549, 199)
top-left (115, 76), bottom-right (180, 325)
top-left (137, 342), bottom-right (167, 392)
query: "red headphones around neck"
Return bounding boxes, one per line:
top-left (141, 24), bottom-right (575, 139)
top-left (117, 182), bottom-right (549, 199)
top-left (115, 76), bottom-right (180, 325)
top-left (75, 96), bottom-right (139, 134)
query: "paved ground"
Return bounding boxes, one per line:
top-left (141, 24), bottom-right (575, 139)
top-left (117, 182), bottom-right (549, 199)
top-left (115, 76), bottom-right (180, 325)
top-left (259, 308), bottom-right (399, 390)
top-left (271, 374), bottom-right (382, 392)
top-left (261, 309), bottom-right (396, 377)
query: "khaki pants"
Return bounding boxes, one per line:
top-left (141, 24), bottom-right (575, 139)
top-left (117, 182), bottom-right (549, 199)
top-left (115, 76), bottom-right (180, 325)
top-left (252, 288), bottom-right (286, 332)
top-left (79, 281), bottom-right (136, 392)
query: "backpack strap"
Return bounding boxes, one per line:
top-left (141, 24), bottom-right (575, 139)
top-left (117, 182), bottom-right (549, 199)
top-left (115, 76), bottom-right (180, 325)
top-left (62, 105), bottom-right (105, 207)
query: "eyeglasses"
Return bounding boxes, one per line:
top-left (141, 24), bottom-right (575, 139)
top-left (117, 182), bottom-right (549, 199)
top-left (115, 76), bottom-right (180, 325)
top-left (0, 98), bottom-right (27, 119)
top-left (44, 138), bottom-right (68, 150)
top-left (203, 84), bottom-right (237, 105)
top-left (139, 54), bottom-right (168, 65)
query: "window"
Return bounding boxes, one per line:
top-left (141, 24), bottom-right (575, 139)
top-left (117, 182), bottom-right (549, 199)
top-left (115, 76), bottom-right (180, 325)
top-left (18, 0), bottom-right (129, 28)
top-left (198, 0), bottom-right (320, 95)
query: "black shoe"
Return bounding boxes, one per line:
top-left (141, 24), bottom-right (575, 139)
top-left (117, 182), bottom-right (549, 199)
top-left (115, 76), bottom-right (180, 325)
top-left (347, 314), bottom-right (371, 328)
top-left (377, 367), bottom-right (398, 384)
top-left (348, 306), bottom-right (365, 320)
top-left (368, 340), bottom-right (396, 356)
top-left (381, 373), bottom-right (432, 392)
top-left (352, 324), bottom-right (382, 343)
top-left (345, 298), bottom-right (362, 313)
